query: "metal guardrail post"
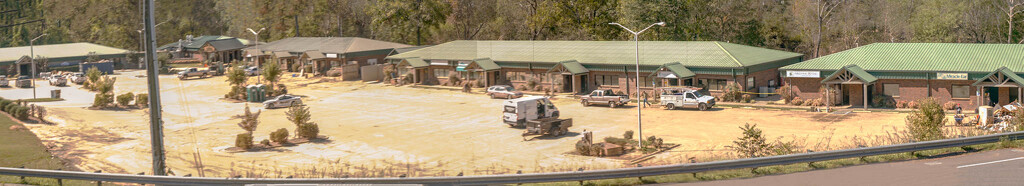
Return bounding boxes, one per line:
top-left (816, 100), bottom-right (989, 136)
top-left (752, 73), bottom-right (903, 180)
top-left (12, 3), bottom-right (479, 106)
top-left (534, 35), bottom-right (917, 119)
top-left (57, 168), bottom-right (62, 186)
top-left (95, 170), bottom-right (102, 186)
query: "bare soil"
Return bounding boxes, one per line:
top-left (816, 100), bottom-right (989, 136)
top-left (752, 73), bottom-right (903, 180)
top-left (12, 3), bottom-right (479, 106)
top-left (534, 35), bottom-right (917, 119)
top-left (3, 70), bottom-right (909, 177)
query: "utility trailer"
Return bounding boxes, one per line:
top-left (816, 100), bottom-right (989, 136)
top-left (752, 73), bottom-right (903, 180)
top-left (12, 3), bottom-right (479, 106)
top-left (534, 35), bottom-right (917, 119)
top-left (522, 118), bottom-right (572, 140)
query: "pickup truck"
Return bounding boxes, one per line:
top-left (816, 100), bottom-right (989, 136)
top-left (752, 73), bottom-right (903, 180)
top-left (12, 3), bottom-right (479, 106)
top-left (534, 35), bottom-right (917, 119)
top-left (580, 89), bottom-right (630, 108)
top-left (177, 68), bottom-right (211, 80)
top-left (68, 73), bottom-right (86, 84)
top-left (657, 87), bottom-right (716, 111)
top-left (48, 75), bottom-right (67, 86)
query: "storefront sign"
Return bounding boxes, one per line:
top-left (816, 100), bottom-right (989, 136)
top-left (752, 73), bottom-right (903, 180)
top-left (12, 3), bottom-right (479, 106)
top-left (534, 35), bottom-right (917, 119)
top-left (786, 71), bottom-right (820, 78)
top-left (937, 73), bottom-right (968, 80)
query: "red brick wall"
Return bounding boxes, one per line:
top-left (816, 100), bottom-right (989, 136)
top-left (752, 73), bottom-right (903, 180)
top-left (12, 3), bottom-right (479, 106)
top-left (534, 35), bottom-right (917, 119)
top-left (784, 78), bottom-right (985, 109)
top-left (786, 77), bottom-right (823, 100)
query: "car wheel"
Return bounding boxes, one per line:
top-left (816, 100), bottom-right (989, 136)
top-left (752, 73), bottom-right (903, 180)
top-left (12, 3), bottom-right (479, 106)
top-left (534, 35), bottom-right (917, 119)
top-left (665, 103), bottom-right (675, 110)
top-left (609, 101), bottom-right (617, 108)
top-left (506, 95), bottom-right (512, 99)
top-left (582, 100), bottom-right (589, 106)
top-left (489, 94), bottom-right (495, 99)
top-left (699, 103), bottom-right (708, 111)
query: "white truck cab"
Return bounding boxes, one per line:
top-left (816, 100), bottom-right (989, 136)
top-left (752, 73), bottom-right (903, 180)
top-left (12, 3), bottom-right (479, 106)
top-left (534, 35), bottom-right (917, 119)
top-left (502, 96), bottom-right (560, 127)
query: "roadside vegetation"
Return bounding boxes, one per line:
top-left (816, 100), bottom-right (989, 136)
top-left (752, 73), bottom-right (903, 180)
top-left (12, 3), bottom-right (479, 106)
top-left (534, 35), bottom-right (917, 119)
top-left (225, 61), bottom-right (248, 100)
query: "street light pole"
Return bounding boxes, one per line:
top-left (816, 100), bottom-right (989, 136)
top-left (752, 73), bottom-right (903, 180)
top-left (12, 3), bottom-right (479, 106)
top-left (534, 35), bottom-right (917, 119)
top-left (142, 0), bottom-right (167, 176)
top-left (247, 28), bottom-right (265, 84)
top-left (30, 33), bottom-right (47, 99)
top-left (609, 22), bottom-right (665, 152)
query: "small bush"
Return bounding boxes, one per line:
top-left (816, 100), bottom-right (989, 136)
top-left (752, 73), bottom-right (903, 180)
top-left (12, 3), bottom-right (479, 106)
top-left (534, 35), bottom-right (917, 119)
top-left (896, 100), bottom-right (909, 108)
top-left (326, 70), bottom-right (342, 77)
top-left (603, 136), bottom-right (637, 147)
top-left (93, 94), bottom-right (113, 108)
top-left (270, 128), bottom-right (289, 143)
top-left (33, 105), bottom-right (45, 122)
top-left (297, 123), bottom-right (320, 139)
top-left (808, 98), bottom-right (823, 106)
top-left (623, 130), bottom-right (634, 140)
top-left (260, 139), bottom-right (271, 146)
top-left (791, 98), bottom-right (804, 106)
top-left (942, 101), bottom-right (958, 110)
top-left (116, 92), bottom-right (134, 107)
top-left (907, 101), bottom-right (919, 109)
top-left (906, 98), bottom-right (947, 141)
top-left (728, 123), bottom-right (773, 158)
top-left (14, 106), bottom-right (28, 120)
top-left (777, 85), bottom-right (795, 103)
top-left (872, 95), bottom-right (896, 108)
top-left (5, 103), bottom-right (17, 113)
top-left (0, 100), bottom-right (12, 113)
top-left (136, 93), bottom-right (149, 107)
top-left (741, 94), bottom-right (753, 103)
top-left (235, 133), bottom-right (254, 149)
top-left (518, 85), bottom-right (529, 92)
top-left (721, 83), bottom-right (743, 102)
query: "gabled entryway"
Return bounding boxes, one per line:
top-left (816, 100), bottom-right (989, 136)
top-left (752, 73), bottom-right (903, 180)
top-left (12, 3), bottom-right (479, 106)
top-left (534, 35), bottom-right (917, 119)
top-left (547, 60), bottom-right (589, 94)
top-left (648, 62), bottom-right (696, 87)
top-left (821, 64), bottom-right (877, 108)
top-left (973, 66), bottom-right (1024, 106)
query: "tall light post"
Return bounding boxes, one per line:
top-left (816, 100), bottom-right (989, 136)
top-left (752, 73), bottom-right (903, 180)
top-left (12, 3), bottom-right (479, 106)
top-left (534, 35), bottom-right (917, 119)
top-left (609, 21), bottom-right (665, 151)
top-left (247, 27), bottom-right (265, 84)
top-left (142, 0), bottom-right (167, 176)
top-left (30, 33), bottom-right (47, 99)
top-left (137, 19), bottom-right (169, 68)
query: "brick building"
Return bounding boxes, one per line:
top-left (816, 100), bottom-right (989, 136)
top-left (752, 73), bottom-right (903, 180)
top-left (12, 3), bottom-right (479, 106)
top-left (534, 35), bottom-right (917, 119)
top-left (779, 43), bottom-right (1024, 109)
top-left (0, 42), bottom-right (129, 76)
top-left (157, 35), bottom-right (255, 63)
top-left (242, 37), bottom-right (411, 76)
top-left (385, 40), bottom-right (803, 97)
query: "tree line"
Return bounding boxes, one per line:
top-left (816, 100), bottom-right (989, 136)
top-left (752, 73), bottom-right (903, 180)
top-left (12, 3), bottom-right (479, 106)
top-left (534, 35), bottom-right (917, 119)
top-left (2, 0), bottom-right (1024, 59)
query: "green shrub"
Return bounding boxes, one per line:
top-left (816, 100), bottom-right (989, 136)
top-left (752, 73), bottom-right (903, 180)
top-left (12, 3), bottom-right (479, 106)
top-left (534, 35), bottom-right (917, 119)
top-left (741, 94), bottom-right (753, 103)
top-left (235, 133), bottom-right (254, 149)
top-left (942, 101), bottom-right (959, 110)
top-left (270, 128), bottom-right (289, 143)
top-left (721, 82), bottom-right (742, 102)
top-left (790, 98), bottom-right (804, 106)
top-left (116, 92), bottom-right (134, 107)
top-left (5, 104), bottom-right (17, 113)
top-left (623, 130), bottom-right (634, 140)
top-left (260, 139), bottom-right (271, 146)
top-left (872, 95), bottom-right (896, 108)
top-left (297, 123), bottom-right (319, 139)
top-left (14, 106), bottom-right (28, 120)
top-left (603, 136), bottom-right (637, 147)
top-left (906, 98), bottom-right (946, 141)
top-left (777, 85), bottom-right (795, 103)
top-left (0, 100), bottom-right (10, 111)
top-left (135, 93), bottom-right (149, 107)
top-left (93, 94), bottom-right (113, 108)
top-left (728, 123), bottom-right (772, 158)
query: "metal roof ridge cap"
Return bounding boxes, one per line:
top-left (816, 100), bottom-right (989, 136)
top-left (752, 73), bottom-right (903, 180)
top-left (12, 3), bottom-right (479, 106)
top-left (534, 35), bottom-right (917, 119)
top-left (714, 41), bottom-right (743, 67)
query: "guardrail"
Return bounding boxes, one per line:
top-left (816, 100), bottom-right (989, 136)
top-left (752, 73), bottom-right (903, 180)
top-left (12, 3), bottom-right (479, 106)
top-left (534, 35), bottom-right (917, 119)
top-left (3, 131), bottom-right (1024, 186)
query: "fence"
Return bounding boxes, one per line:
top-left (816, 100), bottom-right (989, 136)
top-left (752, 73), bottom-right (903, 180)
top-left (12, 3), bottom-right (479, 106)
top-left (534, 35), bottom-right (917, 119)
top-left (2, 131), bottom-right (1024, 185)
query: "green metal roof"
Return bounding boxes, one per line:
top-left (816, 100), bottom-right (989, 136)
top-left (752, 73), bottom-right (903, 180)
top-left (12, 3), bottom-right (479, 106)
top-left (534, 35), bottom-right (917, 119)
top-left (0, 42), bottom-right (129, 65)
top-left (973, 67), bottom-right (1024, 86)
top-left (651, 62), bottom-right (696, 78)
top-left (244, 37), bottom-right (411, 55)
top-left (387, 40), bottom-right (802, 68)
top-left (399, 57), bottom-right (429, 68)
top-left (782, 43), bottom-right (1024, 72)
top-left (158, 35), bottom-right (251, 52)
top-left (470, 58), bottom-right (501, 71)
top-left (822, 64), bottom-right (878, 83)
top-left (547, 60), bottom-right (589, 75)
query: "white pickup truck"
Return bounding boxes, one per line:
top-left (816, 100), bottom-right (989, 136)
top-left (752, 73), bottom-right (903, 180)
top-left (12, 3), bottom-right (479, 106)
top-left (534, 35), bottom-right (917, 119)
top-left (177, 68), bottom-right (212, 80)
top-left (658, 87), bottom-right (716, 111)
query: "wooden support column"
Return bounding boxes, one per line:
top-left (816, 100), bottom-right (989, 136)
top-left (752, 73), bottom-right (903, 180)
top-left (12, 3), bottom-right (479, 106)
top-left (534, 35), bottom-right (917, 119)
top-left (863, 83), bottom-right (869, 109)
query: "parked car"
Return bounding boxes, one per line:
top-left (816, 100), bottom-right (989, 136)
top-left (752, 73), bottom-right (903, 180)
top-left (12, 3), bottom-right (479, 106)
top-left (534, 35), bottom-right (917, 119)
top-left (15, 76), bottom-right (32, 88)
top-left (263, 94), bottom-right (302, 109)
top-left (38, 72), bottom-right (52, 79)
top-left (486, 85), bottom-right (523, 99)
top-left (68, 73), bottom-right (87, 84)
top-left (177, 67), bottom-right (212, 80)
top-left (657, 87), bottom-right (716, 111)
top-left (0, 76), bottom-right (8, 87)
top-left (48, 75), bottom-right (67, 86)
top-left (580, 89), bottom-right (630, 108)
top-left (244, 66), bottom-right (260, 76)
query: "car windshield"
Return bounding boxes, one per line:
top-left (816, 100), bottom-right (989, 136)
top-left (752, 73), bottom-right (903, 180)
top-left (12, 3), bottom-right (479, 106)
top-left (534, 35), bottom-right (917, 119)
top-left (505, 87), bottom-right (515, 91)
top-left (692, 91), bottom-right (704, 97)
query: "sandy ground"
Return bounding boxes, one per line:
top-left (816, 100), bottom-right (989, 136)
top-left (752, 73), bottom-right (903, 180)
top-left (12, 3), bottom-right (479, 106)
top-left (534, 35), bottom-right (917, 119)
top-left (1, 70), bottom-right (909, 178)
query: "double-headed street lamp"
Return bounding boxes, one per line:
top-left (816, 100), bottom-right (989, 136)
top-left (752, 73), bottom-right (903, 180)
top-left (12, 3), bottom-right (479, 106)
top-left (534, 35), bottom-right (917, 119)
top-left (30, 33), bottom-right (47, 99)
top-left (609, 21), bottom-right (665, 151)
top-left (247, 27), bottom-right (265, 84)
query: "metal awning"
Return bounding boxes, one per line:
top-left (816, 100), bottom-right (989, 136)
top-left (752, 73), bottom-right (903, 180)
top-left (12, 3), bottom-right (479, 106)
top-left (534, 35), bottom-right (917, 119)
top-left (973, 66), bottom-right (1024, 87)
top-left (821, 64), bottom-right (877, 84)
top-left (546, 60), bottom-right (589, 75)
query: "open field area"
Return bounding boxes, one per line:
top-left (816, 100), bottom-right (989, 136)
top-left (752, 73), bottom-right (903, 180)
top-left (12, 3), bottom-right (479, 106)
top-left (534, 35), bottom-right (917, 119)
top-left (0, 70), bottom-right (912, 178)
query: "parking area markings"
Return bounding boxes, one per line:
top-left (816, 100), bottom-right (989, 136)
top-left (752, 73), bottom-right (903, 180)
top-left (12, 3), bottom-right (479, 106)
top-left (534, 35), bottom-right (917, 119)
top-left (956, 157), bottom-right (1024, 169)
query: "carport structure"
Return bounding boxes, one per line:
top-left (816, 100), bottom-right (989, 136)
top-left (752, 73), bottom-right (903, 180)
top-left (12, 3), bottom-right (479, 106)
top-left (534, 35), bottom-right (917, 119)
top-left (972, 67), bottom-right (1024, 107)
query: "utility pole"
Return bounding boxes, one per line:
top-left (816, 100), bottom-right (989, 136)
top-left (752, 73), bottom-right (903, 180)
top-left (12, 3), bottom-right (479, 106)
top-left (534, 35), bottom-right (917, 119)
top-left (30, 33), bottom-right (47, 99)
top-left (143, 0), bottom-right (166, 176)
top-left (610, 22), bottom-right (665, 152)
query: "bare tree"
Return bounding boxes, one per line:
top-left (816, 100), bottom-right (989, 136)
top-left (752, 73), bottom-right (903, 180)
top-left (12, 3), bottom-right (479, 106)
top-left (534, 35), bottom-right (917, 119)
top-left (812, 0), bottom-right (843, 58)
top-left (996, 0), bottom-right (1024, 43)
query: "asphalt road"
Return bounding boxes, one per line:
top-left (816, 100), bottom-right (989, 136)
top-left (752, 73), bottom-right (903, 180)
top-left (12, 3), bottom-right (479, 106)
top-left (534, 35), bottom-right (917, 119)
top-left (665, 148), bottom-right (1024, 186)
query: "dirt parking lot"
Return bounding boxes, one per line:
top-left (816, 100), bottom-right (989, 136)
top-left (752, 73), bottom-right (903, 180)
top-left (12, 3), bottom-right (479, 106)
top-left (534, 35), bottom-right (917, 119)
top-left (8, 70), bottom-right (909, 177)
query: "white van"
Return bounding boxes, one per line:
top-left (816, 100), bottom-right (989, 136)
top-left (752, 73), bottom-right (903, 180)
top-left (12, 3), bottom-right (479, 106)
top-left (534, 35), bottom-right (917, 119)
top-left (502, 96), bottom-right (559, 127)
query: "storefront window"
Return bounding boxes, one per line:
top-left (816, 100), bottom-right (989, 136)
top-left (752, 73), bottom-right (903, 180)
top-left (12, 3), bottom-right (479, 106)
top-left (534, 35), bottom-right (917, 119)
top-left (746, 77), bottom-right (755, 90)
top-left (700, 79), bottom-right (727, 91)
top-left (596, 75), bottom-right (619, 86)
top-left (434, 68), bottom-right (449, 78)
top-left (883, 84), bottom-right (900, 97)
top-left (638, 76), bottom-right (653, 87)
top-left (952, 85), bottom-right (970, 98)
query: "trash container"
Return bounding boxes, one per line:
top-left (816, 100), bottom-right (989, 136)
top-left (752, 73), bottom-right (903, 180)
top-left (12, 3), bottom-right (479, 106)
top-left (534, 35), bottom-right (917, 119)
top-left (50, 89), bottom-right (61, 99)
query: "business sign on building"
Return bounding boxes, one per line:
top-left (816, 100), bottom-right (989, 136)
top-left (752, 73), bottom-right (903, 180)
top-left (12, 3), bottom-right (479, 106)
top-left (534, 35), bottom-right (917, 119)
top-left (936, 73), bottom-right (968, 80)
top-left (786, 71), bottom-right (820, 78)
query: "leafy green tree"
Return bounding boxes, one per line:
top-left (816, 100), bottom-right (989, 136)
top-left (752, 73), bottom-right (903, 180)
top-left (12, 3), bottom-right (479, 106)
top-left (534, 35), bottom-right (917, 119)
top-left (286, 104), bottom-right (320, 139)
top-left (906, 98), bottom-right (947, 141)
top-left (372, 0), bottom-right (451, 45)
top-left (261, 59), bottom-right (283, 95)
